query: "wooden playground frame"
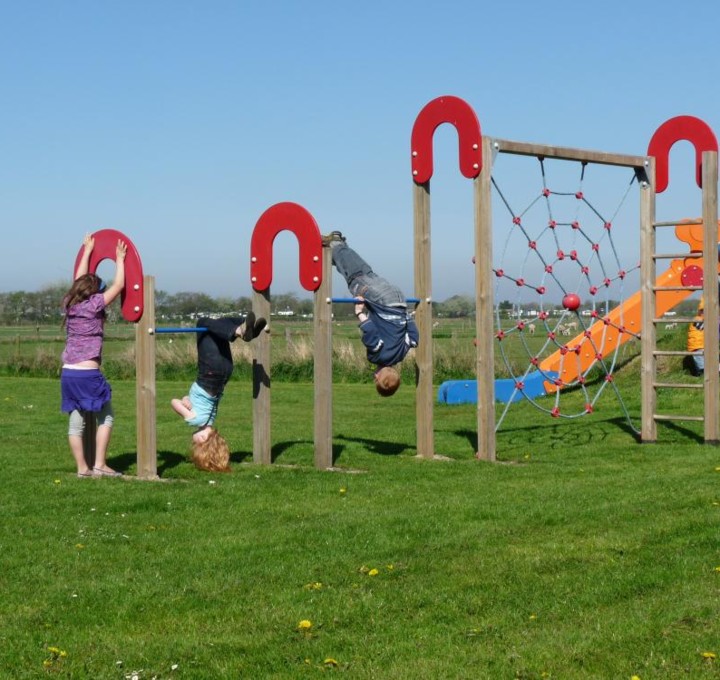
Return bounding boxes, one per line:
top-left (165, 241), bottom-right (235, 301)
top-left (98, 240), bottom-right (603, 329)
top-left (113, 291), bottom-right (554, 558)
top-left (76, 98), bottom-right (720, 478)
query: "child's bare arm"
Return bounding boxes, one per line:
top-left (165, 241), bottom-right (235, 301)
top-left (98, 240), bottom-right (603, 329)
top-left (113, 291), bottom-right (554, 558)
top-left (171, 397), bottom-right (195, 420)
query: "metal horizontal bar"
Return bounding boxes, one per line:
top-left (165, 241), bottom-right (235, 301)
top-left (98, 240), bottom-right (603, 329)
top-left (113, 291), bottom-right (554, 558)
top-left (152, 327), bottom-right (207, 334)
top-left (328, 297), bottom-right (421, 304)
top-left (653, 350), bottom-right (693, 356)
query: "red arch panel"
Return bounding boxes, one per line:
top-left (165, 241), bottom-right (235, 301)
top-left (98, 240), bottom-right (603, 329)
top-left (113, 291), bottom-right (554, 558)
top-left (647, 115), bottom-right (718, 193)
top-left (250, 202), bottom-right (323, 292)
top-left (410, 95), bottom-right (482, 184)
top-left (73, 228), bottom-right (144, 322)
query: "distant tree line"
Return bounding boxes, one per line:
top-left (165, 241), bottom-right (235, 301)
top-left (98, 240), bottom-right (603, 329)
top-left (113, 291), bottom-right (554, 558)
top-left (0, 287), bottom-right (702, 326)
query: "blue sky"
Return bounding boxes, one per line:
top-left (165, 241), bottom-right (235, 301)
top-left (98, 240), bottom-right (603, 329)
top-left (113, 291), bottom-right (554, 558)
top-left (2, 0), bottom-right (718, 302)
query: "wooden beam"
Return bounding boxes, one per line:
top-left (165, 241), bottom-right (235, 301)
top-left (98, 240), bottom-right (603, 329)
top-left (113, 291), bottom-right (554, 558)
top-left (314, 248), bottom-right (333, 469)
top-left (136, 275), bottom-right (158, 479)
top-left (252, 289), bottom-right (272, 465)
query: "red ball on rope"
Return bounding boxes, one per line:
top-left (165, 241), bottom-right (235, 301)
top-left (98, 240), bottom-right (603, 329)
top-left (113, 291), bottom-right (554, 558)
top-left (562, 293), bottom-right (581, 311)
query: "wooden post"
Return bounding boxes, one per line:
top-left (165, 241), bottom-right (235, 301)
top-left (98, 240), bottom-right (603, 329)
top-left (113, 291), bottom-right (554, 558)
top-left (475, 137), bottom-right (495, 461)
top-left (702, 150), bottom-right (719, 443)
top-left (81, 411), bottom-right (96, 469)
top-left (135, 274), bottom-right (158, 479)
top-left (314, 247), bottom-right (333, 469)
top-left (413, 180), bottom-right (434, 459)
top-left (253, 288), bottom-right (272, 464)
top-left (640, 158), bottom-right (656, 442)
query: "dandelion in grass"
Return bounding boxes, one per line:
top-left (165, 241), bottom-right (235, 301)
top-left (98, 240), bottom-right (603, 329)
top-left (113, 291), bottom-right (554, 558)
top-left (631, 675), bottom-right (641, 680)
top-left (54, 479), bottom-right (61, 484)
top-left (386, 564), bottom-right (394, 570)
top-left (75, 544), bottom-right (85, 550)
top-left (702, 651), bottom-right (717, 660)
top-left (297, 619), bottom-right (313, 632)
top-left (368, 568), bottom-right (379, 577)
top-left (304, 582), bottom-right (323, 591)
top-left (714, 566), bottom-right (720, 573)
top-left (324, 658), bottom-right (339, 667)
top-left (529, 613), bottom-right (537, 620)
top-left (339, 487), bottom-right (347, 494)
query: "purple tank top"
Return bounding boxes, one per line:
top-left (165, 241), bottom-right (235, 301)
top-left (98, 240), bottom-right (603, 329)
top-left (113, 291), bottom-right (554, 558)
top-left (61, 294), bottom-right (107, 364)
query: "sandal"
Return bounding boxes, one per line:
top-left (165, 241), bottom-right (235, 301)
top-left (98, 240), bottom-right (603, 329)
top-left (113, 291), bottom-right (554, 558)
top-left (77, 470), bottom-right (94, 478)
top-left (93, 467), bottom-right (123, 478)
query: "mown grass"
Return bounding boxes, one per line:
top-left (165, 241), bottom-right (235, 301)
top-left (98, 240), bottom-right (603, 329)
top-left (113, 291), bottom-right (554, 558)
top-left (1, 330), bottom-right (719, 679)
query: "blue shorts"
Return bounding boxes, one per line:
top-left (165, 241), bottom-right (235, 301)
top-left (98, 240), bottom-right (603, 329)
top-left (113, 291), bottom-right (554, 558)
top-left (60, 368), bottom-right (112, 413)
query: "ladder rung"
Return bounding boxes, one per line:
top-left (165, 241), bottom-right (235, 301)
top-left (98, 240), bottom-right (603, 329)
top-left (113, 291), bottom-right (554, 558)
top-left (653, 350), bottom-right (693, 356)
top-left (653, 219), bottom-right (704, 227)
top-left (654, 382), bottom-right (704, 389)
top-left (654, 317), bottom-right (696, 323)
top-left (654, 414), bottom-right (705, 422)
top-left (653, 253), bottom-right (702, 260)
top-left (652, 286), bottom-right (701, 292)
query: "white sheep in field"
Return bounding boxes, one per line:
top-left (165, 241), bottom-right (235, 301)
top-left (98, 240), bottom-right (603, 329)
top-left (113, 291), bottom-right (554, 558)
top-left (664, 322), bottom-right (677, 329)
top-left (566, 321), bottom-right (578, 331)
top-left (528, 323), bottom-right (536, 334)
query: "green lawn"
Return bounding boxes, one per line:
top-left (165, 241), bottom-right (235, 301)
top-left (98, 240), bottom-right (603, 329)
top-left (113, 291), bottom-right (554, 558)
top-left (1, 370), bottom-right (719, 678)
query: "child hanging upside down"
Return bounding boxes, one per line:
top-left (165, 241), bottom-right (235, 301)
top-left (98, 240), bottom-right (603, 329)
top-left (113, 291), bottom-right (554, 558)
top-left (171, 312), bottom-right (266, 472)
top-left (322, 231), bottom-right (419, 396)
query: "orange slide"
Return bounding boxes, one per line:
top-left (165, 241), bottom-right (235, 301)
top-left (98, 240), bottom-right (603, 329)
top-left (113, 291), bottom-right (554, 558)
top-left (540, 220), bottom-right (719, 394)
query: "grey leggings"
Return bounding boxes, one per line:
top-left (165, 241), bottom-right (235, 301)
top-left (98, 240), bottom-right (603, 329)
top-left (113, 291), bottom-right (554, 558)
top-left (68, 403), bottom-right (114, 436)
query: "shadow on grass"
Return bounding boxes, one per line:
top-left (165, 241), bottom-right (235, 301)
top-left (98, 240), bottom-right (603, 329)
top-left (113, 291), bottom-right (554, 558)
top-left (108, 450), bottom-right (187, 476)
top-left (335, 434), bottom-right (415, 460)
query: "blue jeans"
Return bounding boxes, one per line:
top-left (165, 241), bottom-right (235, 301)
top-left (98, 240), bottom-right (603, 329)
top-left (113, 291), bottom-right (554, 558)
top-left (331, 243), bottom-right (406, 307)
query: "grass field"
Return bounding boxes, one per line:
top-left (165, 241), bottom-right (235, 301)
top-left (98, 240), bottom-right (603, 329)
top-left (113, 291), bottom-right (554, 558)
top-left (1, 320), bottom-right (719, 679)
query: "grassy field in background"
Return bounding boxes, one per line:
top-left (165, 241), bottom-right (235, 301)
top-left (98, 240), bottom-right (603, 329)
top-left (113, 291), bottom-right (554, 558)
top-left (1, 318), bottom-right (719, 679)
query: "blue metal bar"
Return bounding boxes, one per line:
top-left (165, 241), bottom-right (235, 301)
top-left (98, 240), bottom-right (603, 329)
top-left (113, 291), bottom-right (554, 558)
top-left (154, 327), bottom-right (207, 334)
top-left (330, 297), bottom-right (421, 304)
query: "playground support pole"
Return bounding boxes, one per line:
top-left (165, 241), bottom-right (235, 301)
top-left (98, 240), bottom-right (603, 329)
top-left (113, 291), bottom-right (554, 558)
top-left (475, 136), bottom-right (496, 462)
top-left (701, 150), bottom-right (719, 442)
top-left (136, 274), bottom-right (158, 479)
top-left (253, 288), bottom-right (272, 464)
top-left (314, 247), bottom-right (333, 469)
top-left (640, 159), bottom-right (657, 442)
top-left (413, 180), bottom-right (434, 459)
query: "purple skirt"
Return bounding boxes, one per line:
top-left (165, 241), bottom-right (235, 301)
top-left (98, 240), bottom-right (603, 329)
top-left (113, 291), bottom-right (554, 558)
top-left (60, 368), bottom-right (112, 413)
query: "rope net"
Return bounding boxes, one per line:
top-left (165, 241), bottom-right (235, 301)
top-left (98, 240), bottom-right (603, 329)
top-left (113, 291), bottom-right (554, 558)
top-left (491, 156), bottom-right (641, 433)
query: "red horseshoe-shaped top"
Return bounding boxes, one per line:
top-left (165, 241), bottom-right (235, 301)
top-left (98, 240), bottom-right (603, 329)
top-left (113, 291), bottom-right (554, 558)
top-left (410, 95), bottom-right (482, 184)
top-left (250, 202), bottom-right (323, 292)
top-left (647, 115), bottom-right (718, 193)
top-left (73, 229), bottom-right (144, 322)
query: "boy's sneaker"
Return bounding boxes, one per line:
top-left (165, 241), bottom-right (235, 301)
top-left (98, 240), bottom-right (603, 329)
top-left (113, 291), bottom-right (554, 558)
top-left (240, 311), bottom-right (256, 341)
top-left (321, 231), bottom-right (346, 246)
top-left (253, 317), bottom-right (267, 338)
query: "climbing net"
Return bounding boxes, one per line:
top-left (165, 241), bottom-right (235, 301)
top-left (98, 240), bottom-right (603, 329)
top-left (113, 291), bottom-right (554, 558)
top-left (491, 154), bottom-right (642, 432)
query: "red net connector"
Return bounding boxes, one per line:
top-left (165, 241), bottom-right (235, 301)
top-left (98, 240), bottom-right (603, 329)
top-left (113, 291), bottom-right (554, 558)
top-left (603, 278), bottom-right (611, 287)
top-left (513, 216), bottom-right (522, 225)
top-left (545, 265), bottom-right (553, 273)
top-left (536, 286), bottom-right (546, 294)
top-left (516, 278), bottom-right (525, 287)
top-left (551, 407), bottom-right (561, 418)
top-left (575, 192), bottom-right (584, 200)
top-left (538, 311), bottom-right (549, 320)
top-left (517, 321), bottom-right (525, 331)
top-left (595, 352), bottom-right (603, 361)
top-left (515, 381), bottom-right (525, 391)
top-left (604, 222), bottom-right (612, 230)
top-left (542, 188), bottom-right (551, 197)
top-left (529, 240), bottom-right (537, 250)
top-left (496, 330), bottom-right (505, 340)
top-left (570, 250), bottom-right (578, 260)
top-left (590, 310), bottom-right (599, 318)
top-left (560, 346), bottom-right (569, 356)
top-left (618, 269), bottom-right (626, 279)
top-left (592, 243), bottom-right (600, 252)
top-left (494, 268), bottom-right (504, 278)
top-left (584, 403), bottom-right (594, 413)
top-left (589, 286), bottom-right (598, 296)
top-left (605, 374), bottom-right (614, 382)
top-left (548, 219), bottom-right (557, 228)
top-left (530, 356), bottom-right (539, 366)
